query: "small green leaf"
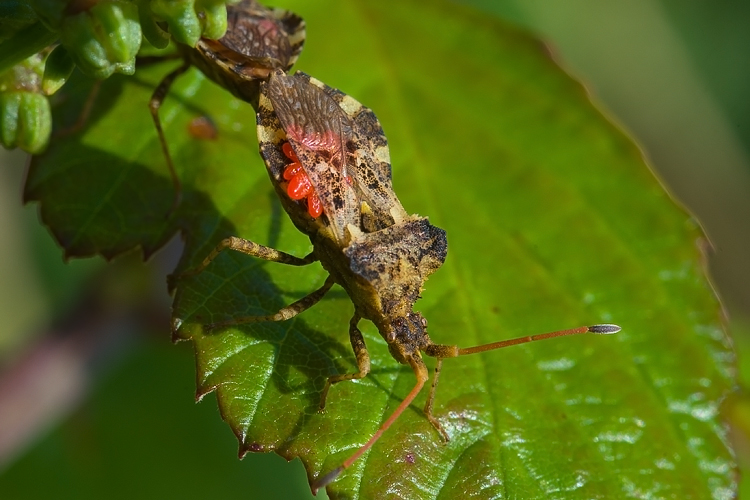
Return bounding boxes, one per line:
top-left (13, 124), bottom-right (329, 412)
top-left (42, 44), bottom-right (75, 95)
top-left (27, 0), bottom-right (68, 30)
top-left (26, 0), bottom-right (735, 498)
top-left (0, 1), bottom-right (40, 43)
top-left (0, 21), bottom-right (57, 76)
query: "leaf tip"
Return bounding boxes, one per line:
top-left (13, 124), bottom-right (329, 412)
top-left (239, 441), bottom-right (267, 459)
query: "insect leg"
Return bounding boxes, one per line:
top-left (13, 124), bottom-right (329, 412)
top-left (312, 355), bottom-right (429, 493)
top-left (178, 235), bottom-right (318, 281)
top-left (207, 275), bottom-right (335, 330)
top-left (149, 59), bottom-right (192, 212)
top-left (423, 357), bottom-right (449, 442)
top-left (318, 313), bottom-right (371, 411)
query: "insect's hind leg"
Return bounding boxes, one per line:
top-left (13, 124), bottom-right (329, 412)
top-left (319, 314), bottom-right (371, 411)
top-left (208, 275), bottom-right (335, 330)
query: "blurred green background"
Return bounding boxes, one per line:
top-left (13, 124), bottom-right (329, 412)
top-left (1, 0), bottom-right (749, 498)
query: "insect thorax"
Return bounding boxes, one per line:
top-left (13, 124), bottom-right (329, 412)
top-left (309, 217), bottom-right (448, 356)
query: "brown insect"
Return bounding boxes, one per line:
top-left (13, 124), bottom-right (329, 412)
top-left (148, 0), bottom-right (305, 209)
top-left (179, 69), bottom-right (621, 492)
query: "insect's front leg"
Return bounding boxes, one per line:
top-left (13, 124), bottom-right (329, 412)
top-left (148, 59), bottom-right (192, 211)
top-left (422, 344), bottom-right (461, 442)
top-left (422, 357), bottom-right (450, 442)
top-left (178, 235), bottom-right (318, 281)
top-left (319, 313), bottom-right (371, 411)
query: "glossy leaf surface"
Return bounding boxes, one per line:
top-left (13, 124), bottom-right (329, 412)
top-left (26, 0), bottom-right (735, 498)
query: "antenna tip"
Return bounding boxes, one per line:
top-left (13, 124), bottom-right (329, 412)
top-left (312, 466), bottom-right (344, 495)
top-left (588, 324), bottom-right (621, 334)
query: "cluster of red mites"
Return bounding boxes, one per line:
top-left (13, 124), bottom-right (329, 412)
top-left (282, 142), bottom-right (323, 218)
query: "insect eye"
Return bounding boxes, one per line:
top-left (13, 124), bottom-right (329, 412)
top-left (386, 329), bottom-right (396, 343)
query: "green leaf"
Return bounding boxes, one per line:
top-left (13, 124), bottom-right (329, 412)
top-left (41, 44), bottom-right (75, 95)
top-left (26, 0), bottom-right (735, 498)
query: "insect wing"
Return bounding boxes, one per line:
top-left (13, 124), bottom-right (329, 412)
top-left (264, 71), bottom-right (360, 243)
top-left (220, 0), bottom-right (305, 73)
top-left (306, 76), bottom-right (409, 232)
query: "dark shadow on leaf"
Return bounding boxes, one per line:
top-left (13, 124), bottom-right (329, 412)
top-left (27, 75), bottom-right (365, 467)
top-left (25, 142), bottom-right (176, 259)
top-left (49, 72), bottom-right (126, 136)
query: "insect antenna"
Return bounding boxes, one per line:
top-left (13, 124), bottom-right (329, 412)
top-left (456, 323), bottom-right (621, 356)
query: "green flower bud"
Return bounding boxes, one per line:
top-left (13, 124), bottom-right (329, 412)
top-left (0, 90), bottom-right (51, 154)
top-left (0, 54), bottom-right (51, 154)
top-left (150, 0), bottom-right (201, 47)
top-left (135, 0), bottom-right (170, 49)
top-left (195, 0), bottom-right (229, 40)
top-left (59, 0), bottom-right (141, 79)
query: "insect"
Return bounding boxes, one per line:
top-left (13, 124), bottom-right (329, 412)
top-left (179, 69), bottom-right (621, 492)
top-left (149, 0), bottom-right (305, 208)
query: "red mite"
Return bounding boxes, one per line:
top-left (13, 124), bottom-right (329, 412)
top-left (282, 142), bottom-right (323, 218)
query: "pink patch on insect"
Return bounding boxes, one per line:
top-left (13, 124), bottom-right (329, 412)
top-left (257, 19), bottom-right (280, 39)
top-left (286, 124), bottom-right (339, 151)
top-left (282, 142), bottom-right (323, 219)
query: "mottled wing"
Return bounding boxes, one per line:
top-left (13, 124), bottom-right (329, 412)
top-left (261, 71), bottom-right (360, 244)
top-left (185, 0), bottom-right (305, 106)
top-left (305, 76), bottom-right (408, 232)
top-left (221, 0), bottom-right (305, 71)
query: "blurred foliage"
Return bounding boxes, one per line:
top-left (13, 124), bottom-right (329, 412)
top-left (0, 336), bottom-right (316, 500)
top-left (658, 0), bottom-right (750, 157)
